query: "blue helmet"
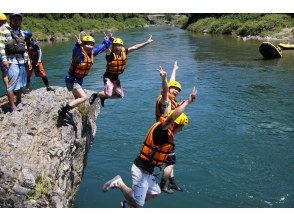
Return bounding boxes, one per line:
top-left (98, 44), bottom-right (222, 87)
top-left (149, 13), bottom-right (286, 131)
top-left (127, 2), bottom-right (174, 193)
top-left (9, 13), bottom-right (23, 20)
top-left (23, 30), bottom-right (32, 39)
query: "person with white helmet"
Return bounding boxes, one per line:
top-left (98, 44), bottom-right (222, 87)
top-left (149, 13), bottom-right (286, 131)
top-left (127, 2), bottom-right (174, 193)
top-left (102, 86), bottom-right (197, 208)
top-left (89, 35), bottom-right (153, 107)
top-left (23, 29), bottom-right (55, 92)
top-left (0, 13), bottom-right (32, 111)
top-left (155, 62), bottom-right (185, 193)
top-left (58, 32), bottom-right (112, 121)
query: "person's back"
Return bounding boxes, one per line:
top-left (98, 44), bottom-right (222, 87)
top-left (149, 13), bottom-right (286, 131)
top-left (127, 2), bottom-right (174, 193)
top-left (26, 38), bottom-right (41, 63)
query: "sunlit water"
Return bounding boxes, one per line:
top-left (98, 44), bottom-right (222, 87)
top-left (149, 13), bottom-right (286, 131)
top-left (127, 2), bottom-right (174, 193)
top-left (1, 26), bottom-right (293, 207)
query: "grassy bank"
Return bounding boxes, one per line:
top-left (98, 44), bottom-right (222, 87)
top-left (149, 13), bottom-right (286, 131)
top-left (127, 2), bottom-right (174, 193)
top-left (21, 14), bottom-right (149, 41)
top-left (175, 14), bottom-right (293, 38)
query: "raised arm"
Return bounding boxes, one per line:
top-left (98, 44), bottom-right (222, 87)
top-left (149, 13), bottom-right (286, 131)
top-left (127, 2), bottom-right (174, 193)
top-left (162, 87), bottom-right (197, 130)
top-left (93, 34), bottom-right (112, 56)
top-left (169, 60), bottom-right (179, 81)
top-left (127, 35), bottom-right (153, 53)
top-left (157, 66), bottom-right (169, 107)
top-left (104, 31), bottom-right (113, 55)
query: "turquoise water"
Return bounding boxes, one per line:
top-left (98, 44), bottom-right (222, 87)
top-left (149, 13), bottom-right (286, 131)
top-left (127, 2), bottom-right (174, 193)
top-left (1, 26), bottom-right (293, 208)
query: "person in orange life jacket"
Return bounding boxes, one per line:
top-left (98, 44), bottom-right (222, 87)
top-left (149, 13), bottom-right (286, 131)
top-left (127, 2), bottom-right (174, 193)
top-left (102, 88), bottom-right (197, 208)
top-left (0, 13), bottom-right (32, 111)
top-left (58, 33), bottom-right (112, 119)
top-left (89, 35), bottom-right (153, 107)
top-left (23, 30), bottom-right (55, 93)
top-left (155, 62), bottom-right (184, 193)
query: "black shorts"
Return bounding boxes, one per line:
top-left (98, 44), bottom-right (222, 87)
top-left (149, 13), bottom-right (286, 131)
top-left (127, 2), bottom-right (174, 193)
top-left (165, 154), bottom-right (176, 166)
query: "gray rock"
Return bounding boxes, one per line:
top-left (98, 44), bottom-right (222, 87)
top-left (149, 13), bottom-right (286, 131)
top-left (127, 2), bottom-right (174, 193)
top-left (0, 87), bottom-right (100, 207)
top-left (12, 185), bottom-right (31, 195)
top-left (22, 168), bottom-right (36, 189)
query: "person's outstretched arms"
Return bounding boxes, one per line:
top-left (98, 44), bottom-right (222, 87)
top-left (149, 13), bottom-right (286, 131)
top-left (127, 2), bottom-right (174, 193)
top-left (162, 87), bottom-right (197, 130)
top-left (127, 35), bottom-right (153, 53)
top-left (169, 60), bottom-right (179, 82)
top-left (93, 33), bottom-right (112, 56)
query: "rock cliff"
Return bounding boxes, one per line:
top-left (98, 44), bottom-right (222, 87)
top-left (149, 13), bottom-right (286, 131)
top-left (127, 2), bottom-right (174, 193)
top-left (0, 87), bottom-right (100, 207)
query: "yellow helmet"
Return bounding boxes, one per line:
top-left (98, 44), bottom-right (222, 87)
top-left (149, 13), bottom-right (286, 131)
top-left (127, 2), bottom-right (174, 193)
top-left (168, 111), bottom-right (189, 126)
top-left (0, 13), bottom-right (7, 21)
top-left (113, 37), bottom-right (124, 46)
top-left (82, 35), bottom-right (95, 44)
top-left (168, 80), bottom-right (182, 91)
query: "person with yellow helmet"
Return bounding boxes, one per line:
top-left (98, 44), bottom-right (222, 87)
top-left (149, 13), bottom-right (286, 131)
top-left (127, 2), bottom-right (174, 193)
top-left (89, 34), bottom-right (153, 107)
top-left (0, 13), bottom-right (9, 75)
top-left (155, 62), bottom-right (185, 193)
top-left (0, 13), bottom-right (32, 111)
top-left (58, 32), bottom-right (112, 121)
top-left (102, 87), bottom-right (197, 208)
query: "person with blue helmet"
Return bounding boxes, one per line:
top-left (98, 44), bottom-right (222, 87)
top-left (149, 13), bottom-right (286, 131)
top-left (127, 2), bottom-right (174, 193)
top-left (23, 29), bottom-right (55, 93)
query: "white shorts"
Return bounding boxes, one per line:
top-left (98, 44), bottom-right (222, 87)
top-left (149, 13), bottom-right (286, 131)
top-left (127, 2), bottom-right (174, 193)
top-left (131, 164), bottom-right (161, 207)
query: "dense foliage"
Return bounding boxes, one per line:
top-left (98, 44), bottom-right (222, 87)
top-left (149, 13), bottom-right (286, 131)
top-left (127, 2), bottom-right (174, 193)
top-left (184, 14), bottom-right (293, 36)
top-left (20, 13), bottom-right (148, 41)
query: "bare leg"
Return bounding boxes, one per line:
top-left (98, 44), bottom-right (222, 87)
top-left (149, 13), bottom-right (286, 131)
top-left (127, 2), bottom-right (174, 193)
top-left (7, 91), bottom-right (16, 110)
top-left (159, 164), bottom-right (174, 193)
top-left (69, 88), bottom-right (87, 108)
top-left (15, 90), bottom-right (22, 105)
top-left (116, 179), bottom-right (140, 208)
top-left (163, 164), bottom-right (174, 179)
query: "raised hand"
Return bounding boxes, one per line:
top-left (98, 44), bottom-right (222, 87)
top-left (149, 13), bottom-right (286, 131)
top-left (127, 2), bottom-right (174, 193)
top-left (188, 86), bottom-right (197, 104)
top-left (104, 30), bottom-right (113, 40)
top-left (157, 66), bottom-right (167, 78)
top-left (146, 34), bottom-right (153, 44)
top-left (173, 60), bottom-right (178, 71)
top-left (76, 34), bottom-right (82, 45)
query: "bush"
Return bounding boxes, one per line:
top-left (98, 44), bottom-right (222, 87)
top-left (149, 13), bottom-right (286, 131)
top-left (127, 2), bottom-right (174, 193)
top-left (22, 14), bottom-right (149, 41)
top-left (186, 13), bottom-right (293, 37)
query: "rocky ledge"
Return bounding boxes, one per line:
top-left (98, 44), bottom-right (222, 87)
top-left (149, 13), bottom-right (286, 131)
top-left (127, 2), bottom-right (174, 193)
top-left (0, 87), bottom-right (100, 207)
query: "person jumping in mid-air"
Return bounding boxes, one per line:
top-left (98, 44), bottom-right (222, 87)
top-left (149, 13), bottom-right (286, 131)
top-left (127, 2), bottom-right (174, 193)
top-left (102, 75), bottom-right (197, 208)
top-left (89, 35), bottom-right (153, 107)
top-left (155, 61), bottom-right (185, 193)
top-left (58, 33), bottom-right (112, 120)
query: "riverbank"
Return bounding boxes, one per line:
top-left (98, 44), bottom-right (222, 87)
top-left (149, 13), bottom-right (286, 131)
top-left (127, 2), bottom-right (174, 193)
top-left (174, 14), bottom-right (294, 43)
top-left (22, 14), bottom-right (149, 41)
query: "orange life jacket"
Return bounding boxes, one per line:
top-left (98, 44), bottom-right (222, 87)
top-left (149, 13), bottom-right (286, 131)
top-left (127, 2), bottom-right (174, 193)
top-left (106, 47), bottom-right (127, 74)
top-left (155, 93), bottom-right (179, 121)
top-left (138, 122), bottom-right (175, 167)
top-left (69, 47), bottom-right (94, 78)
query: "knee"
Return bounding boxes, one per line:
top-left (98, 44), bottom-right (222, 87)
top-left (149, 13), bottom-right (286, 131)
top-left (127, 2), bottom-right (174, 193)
top-left (104, 89), bottom-right (113, 97)
top-left (81, 94), bottom-right (87, 102)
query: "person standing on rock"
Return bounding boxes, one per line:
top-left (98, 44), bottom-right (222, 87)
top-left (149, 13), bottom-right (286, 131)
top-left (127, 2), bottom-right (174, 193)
top-left (0, 13), bottom-right (31, 111)
top-left (58, 33), bottom-right (112, 120)
top-left (89, 35), bottom-right (153, 107)
top-left (23, 29), bottom-right (55, 93)
top-left (0, 13), bottom-right (10, 75)
top-left (102, 87), bottom-right (197, 208)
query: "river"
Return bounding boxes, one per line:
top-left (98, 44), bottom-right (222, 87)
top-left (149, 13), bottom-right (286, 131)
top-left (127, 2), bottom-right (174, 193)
top-left (0, 25), bottom-right (293, 208)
